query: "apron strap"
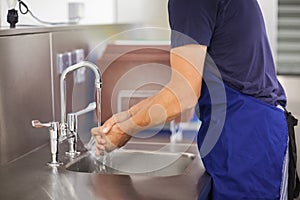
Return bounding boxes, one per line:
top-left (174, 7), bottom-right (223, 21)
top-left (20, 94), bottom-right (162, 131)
top-left (284, 108), bottom-right (300, 200)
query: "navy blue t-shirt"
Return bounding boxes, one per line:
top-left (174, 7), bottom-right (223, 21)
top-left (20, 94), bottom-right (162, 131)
top-left (168, 0), bottom-right (286, 106)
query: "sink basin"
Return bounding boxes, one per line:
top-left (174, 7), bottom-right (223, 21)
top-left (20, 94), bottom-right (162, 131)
top-left (65, 149), bottom-right (196, 177)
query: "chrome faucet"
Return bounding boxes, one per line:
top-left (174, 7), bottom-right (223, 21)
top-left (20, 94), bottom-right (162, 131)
top-left (31, 120), bottom-right (62, 167)
top-left (60, 61), bottom-right (102, 157)
top-left (31, 61), bottom-right (102, 166)
top-left (65, 102), bottom-right (97, 155)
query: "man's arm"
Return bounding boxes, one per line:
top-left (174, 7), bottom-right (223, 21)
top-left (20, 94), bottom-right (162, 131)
top-left (91, 44), bottom-right (207, 154)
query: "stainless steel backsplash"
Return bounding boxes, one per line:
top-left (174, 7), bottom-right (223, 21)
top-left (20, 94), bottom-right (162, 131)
top-left (0, 24), bottom-right (136, 165)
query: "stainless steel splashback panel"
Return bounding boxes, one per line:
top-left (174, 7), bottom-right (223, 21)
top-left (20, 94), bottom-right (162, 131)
top-left (0, 33), bottom-right (52, 165)
top-left (0, 24), bottom-right (137, 165)
top-left (0, 24), bottom-right (149, 165)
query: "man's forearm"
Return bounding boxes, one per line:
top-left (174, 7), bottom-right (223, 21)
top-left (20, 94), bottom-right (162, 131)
top-left (117, 44), bottom-right (206, 136)
top-left (119, 73), bottom-right (201, 135)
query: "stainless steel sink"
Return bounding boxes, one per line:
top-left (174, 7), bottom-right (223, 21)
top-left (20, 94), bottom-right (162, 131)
top-left (65, 149), bottom-right (196, 177)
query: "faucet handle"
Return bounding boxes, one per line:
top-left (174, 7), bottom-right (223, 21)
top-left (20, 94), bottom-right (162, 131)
top-left (75, 102), bottom-right (96, 116)
top-left (32, 120), bottom-right (52, 128)
top-left (31, 120), bottom-right (62, 167)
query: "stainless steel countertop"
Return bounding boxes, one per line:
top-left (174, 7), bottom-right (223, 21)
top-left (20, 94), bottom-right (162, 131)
top-left (0, 141), bottom-right (210, 200)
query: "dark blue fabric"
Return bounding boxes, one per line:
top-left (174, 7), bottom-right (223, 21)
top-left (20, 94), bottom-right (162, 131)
top-left (168, 0), bottom-right (289, 198)
top-left (196, 68), bottom-right (288, 199)
top-left (168, 0), bottom-right (286, 107)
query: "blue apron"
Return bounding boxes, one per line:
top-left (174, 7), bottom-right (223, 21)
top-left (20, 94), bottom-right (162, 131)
top-left (197, 70), bottom-right (288, 199)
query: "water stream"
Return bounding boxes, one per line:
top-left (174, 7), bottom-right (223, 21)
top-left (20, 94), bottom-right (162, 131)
top-left (85, 87), bottom-right (112, 173)
top-left (95, 87), bottom-right (108, 172)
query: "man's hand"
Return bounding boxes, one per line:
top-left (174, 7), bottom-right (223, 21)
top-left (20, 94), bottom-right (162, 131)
top-left (91, 111), bottom-right (132, 155)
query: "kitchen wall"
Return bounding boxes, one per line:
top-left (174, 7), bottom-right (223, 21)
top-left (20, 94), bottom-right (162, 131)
top-left (257, 0), bottom-right (279, 59)
top-left (116, 0), bottom-right (169, 28)
top-left (0, 0), bottom-right (169, 27)
top-left (0, 0), bottom-right (115, 26)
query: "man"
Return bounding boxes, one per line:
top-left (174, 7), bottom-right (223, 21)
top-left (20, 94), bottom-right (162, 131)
top-left (92, 0), bottom-right (291, 199)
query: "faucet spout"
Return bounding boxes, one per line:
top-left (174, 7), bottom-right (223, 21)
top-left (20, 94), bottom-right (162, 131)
top-left (60, 61), bottom-right (102, 128)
